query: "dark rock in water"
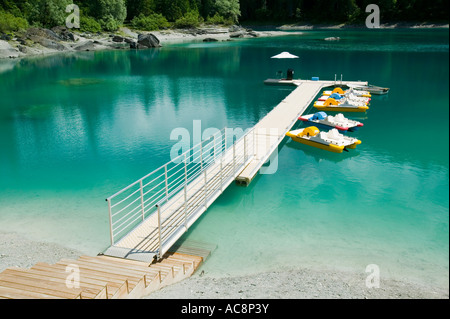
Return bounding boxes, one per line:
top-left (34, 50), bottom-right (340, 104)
top-left (129, 41), bottom-right (148, 49)
top-left (137, 33), bottom-right (161, 48)
top-left (112, 35), bottom-right (124, 43)
top-left (203, 38), bottom-right (218, 42)
top-left (74, 41), bottom-right (95, 51)
top-left (247, 31), bottom-right (259, 37)
top-left (124, 37), bottom-right (135, 44)
top-left (324, 37), bottom-right (340, 41)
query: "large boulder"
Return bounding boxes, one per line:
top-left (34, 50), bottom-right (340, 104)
top-left (137, 33), bottom-right (161, 48)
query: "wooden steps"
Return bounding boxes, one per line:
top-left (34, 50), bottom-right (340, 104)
top-left (0, 241), bottom-right (213, 299)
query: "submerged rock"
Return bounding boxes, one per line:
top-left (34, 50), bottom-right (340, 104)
top-left (324, 37), bottom-right (341, 41)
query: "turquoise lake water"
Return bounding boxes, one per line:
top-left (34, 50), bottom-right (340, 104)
top-left (0, 29), bottom-right (448, 289)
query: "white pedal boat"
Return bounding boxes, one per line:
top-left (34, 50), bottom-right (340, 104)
top-left (323, 87), bottom-right (371, 98)
top-left (299, 112), bottom-right (364, 132)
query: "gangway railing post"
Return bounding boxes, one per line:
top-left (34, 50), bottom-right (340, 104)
top-left (204, 169), bottom-right (207, 208)
top-left (164, 164), bottom-right (169, 202)
top-left (184, 154), bottom-right (187, 230)
top-left (233, 141), bottom-right (236, 176)
top-left (244, 133), bottom-right (247, 163)
top-left (140, 180), bottom-right (145, 221)
top-left (157, 204), bottom-right (162, 259)
top-left (253, 128), bottom-right (256, 158)
top-left (220, 139), bottom-right (223, 192)
top-left (107, 199), bottom-right (114, 245)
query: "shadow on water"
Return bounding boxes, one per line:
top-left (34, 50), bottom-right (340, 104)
top-left (284, 138), bottom-right (361, 164)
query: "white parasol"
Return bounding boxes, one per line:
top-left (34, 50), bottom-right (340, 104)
top-left (270, 51), bottom-right (299, 59)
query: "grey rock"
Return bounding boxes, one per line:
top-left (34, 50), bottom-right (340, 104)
top-left (137, 33), bottom-right (162, 48)
top-left (26, 27), bottom-right (61, 42)
top-left (0, 40), bottom-right (19, 58)
top-left (18, 45), bottom-right (27, 53)
top-left (229, 31), bottom-right (245, 38)
top-left (203, 38), bottom-right (219, 42)
top-left (0, 33), bottom-right (12, 41)
top-left (228, 25), bottom-right (241, 32)
top-left (112, 35), bottom-right (124, 43)
top-left (37, 38), bottom-right (66, 51)
top-left (74, 41), bottom-right (95, 51)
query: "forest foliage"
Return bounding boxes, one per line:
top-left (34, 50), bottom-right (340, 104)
top-left (1, 0), bottom-right (448, 33)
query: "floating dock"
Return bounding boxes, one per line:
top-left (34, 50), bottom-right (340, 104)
top-left (235, 79), bottom-right (368, 185)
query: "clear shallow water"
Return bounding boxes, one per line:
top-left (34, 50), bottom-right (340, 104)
top-left (0, 29), bottom-right (448, 289)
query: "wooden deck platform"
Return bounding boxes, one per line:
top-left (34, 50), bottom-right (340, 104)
top-left (0, 240), bottom-right (213, 299)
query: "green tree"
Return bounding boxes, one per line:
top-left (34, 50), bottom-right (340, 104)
top-left (215, 0), bottom-right (240, 23)
top-left (23, 0), bottom-right (73, 28)
top-left (0, 9), bottom-right (28, 32)
top-left (89, 0), bottom-right (127, 26)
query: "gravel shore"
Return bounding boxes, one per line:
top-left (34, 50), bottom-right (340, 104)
top-left (0, 231), bottom-right (84, 272)
top-left (145, 266), bottom-right (449, 299)
top-left (0, 231), bottom-right (448, 299)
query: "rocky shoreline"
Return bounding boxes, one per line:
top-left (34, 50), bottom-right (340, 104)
top-left (0, 25), bottom-right (294, 60)
top-left (1, 22), bottom-right (447, 60)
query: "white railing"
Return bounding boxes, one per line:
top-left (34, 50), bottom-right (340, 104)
top-left (106, 127), bottom-right (256, 257)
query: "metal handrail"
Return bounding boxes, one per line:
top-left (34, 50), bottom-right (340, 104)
top-left (106, 126), bottom-right (256, 251)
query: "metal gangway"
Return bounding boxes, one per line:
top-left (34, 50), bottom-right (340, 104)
top-left (103, 127), bottom-right (259, 262)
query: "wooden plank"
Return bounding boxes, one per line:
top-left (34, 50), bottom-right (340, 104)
top-left (77, 256), bottom-right (161, 288)
top-left (54, 259), bottom-right (149, 298)
top-left (1, 268), bottom-right (108, 299)
top-left (0, 286), bottom-right (65, 299)
top-left (31, 262), bottom-right (129, 298)
top-left (0, 276), bottom-right (81, 299)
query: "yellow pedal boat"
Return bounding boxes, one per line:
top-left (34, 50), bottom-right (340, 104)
top-left (286, 126), bottom-right (361, 153)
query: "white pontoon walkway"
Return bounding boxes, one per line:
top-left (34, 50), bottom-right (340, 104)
top-left (235, 79), bottom-right (367, 185)
top-left (102, 78), bottom-right (367, 262)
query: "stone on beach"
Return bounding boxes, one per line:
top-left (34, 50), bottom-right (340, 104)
top-left (137, 33), bottom-right (162, 48)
